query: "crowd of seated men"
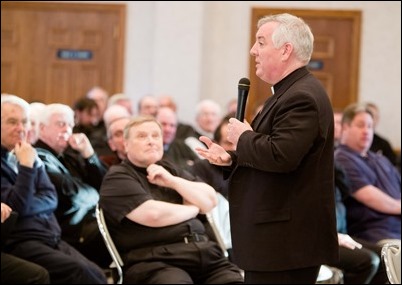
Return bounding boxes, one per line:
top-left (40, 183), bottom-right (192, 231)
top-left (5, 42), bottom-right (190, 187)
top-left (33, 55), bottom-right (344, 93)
top-left (2, 88), bottom-right (399, 284)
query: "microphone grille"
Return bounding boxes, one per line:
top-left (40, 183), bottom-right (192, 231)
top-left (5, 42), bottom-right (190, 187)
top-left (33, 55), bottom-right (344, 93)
top-left (238, 78), bottom-right (250, 90)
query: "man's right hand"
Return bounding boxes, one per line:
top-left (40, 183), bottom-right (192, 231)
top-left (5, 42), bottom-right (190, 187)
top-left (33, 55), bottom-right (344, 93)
top-left (196, 136), bottom-right (232, 166)
top-left (14, 141), bottom-right (36, 168)
top-left (1, 202), bottom-right (12, 223)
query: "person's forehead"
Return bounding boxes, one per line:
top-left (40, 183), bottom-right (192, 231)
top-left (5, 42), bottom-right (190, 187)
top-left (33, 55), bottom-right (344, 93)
top-left (111, 118), bottom-right (130, 130)
top-left (50, 112), bottom-right (71, 120)
top-left (352, 112), bottom-right (373, 122)
top-left (2, 104), bottom-right (27, 120)
top-left (131, 121), bottom-right (160, 132)
top-left (257, 21), bottom-right (276, 36)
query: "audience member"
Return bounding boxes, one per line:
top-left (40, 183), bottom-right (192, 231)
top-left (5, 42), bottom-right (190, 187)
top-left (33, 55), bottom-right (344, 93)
top-left (183, 99), bottom-right (222, 155)
top-left (333, 109), bottom-right (343, 148)
top-left (103, 104), bottom-right (131, 128)
top-left (328, 165), bottom-right (388, 284)
top-left (86, 86), bottom-right (109, 123)
top-left (365, 102), bottom-right (397, 166)
top-left (1, 202), bottom-right (50, 284)
top-left (193, 99), bottom-right (222, 140)
top-left (158, 94), bottom-right (177, 111)
top-left (158, 94), bottom-right (195, 140)
top-left (138, 94), bottom-right (159, 117)
top-left (73, 97), bottom-right (113, 157)
top-left (99, 104), bottom-right (131, 166)
top-left (86, 86), bottom-right (113, 157)
top-left (100, 116), bottom-right (244, 284)
top-left (1, 94), bottom-right (107, 283)
top-left (156, 107), bottom-right (200, 168)
top-left (335, 102), bottom-right (401, 245)
top-left (100, 116), bottom-right (130, 168)
top-left (108, 93), bottom-right (134, 115)
top-left (73, 97), bottom-right (99, 132)
top-left (34, 103), bottom-right (110, 267)
top-left (27, 102), bottom-right (46, 145)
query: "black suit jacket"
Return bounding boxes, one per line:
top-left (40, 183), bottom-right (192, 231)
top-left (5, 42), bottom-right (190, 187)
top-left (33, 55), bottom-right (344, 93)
top-left (228, 67), bottom-right (339, 271)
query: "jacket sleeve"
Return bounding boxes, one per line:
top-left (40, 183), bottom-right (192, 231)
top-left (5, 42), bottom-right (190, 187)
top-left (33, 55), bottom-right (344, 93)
top-left (1, 163), bottom-right (58, 217)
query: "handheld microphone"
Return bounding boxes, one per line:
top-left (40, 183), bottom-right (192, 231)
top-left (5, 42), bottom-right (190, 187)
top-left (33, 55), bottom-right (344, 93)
top-left (236, 78), bottom-right (250, 121)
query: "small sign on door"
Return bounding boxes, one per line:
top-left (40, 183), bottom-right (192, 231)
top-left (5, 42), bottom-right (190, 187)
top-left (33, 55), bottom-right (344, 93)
top-left (57, 49), bottom-right (92, 60)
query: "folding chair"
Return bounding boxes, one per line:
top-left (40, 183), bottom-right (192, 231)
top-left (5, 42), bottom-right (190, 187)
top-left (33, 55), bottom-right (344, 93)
top-left (95, 204), bottom-right (124, 284)
top-left (381, 241), bottom-right (401, 284)
top-left (316, 265), bottom-right (344, 284)
top-left (206, 192), bottom-right (232, 258)
top-left (205, 212), bottom-right (229, 258)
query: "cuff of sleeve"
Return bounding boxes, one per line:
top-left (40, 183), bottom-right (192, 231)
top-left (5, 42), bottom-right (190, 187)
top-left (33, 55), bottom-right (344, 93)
top-left (86, 154), bottom-right (100, 165)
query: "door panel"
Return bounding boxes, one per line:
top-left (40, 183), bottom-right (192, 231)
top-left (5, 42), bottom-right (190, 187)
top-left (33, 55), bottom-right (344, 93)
top-left (248, 8), bottom-right (361, 121)
top-left (1, 2), bottom-right (125, 106)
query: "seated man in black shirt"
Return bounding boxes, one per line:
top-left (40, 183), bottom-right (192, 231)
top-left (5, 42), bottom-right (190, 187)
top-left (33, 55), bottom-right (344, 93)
top-left (100, 116), bottom-right (244, 284)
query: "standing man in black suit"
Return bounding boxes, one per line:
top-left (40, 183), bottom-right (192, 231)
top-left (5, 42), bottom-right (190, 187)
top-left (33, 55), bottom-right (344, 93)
top-left (197, 13), bottom-right (338, 283)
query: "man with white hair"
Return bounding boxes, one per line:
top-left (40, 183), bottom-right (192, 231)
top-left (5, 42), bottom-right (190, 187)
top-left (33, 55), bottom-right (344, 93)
top-left (138, 94), bottom-right (159, 117)
top-left (108, 93), bottom-right (133, 115)
top-left (194, 99), bottom-right (222, 139)
top-left (34, 103), bottom-right (110, 268)
top-left (103, 104), bottom-right (131, 128)
top-left (183, 99), bottom-right (222, 155)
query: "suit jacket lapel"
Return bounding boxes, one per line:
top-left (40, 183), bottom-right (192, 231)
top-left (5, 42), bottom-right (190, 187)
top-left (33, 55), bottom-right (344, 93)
top-left (36, 148), bottom-right (70, 174)
top-left (251, 67), bottom-right (310, 130)
top-left (251, 94), bottom-right (278, 130)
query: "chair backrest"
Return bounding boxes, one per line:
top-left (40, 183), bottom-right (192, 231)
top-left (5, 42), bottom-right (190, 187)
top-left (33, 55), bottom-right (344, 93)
top-left (209, 193), bottom-right (232, 250)
top-left (206, 193), bottom-right (232, 257)
top-left (206, 212), bottom-right (229, 258)
top-left (381, 242), bottom-right (401, 284)
top-left (95, 204), bottom-right (124, 284)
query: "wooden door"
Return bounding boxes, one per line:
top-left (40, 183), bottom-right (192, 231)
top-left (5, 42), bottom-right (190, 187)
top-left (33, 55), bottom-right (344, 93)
top-left (247, 8), bottom-right (361, 121)
top-left (1, 2), bottom-right (125, 106)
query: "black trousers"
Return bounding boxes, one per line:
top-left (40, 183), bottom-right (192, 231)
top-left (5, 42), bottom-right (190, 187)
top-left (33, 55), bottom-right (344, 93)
top-left (124, 240), bottom-right (244, 284)
top-left (328, 237), bottom-right (388, 284)
top-left (244, 266), bottom-right (320, 284)
top-left (6, 239), bottom-right (107, 284)
top-left (1, 252), bottom-right (50, 284)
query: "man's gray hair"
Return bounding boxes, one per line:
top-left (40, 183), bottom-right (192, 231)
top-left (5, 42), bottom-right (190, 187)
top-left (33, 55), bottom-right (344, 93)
top-left (258, 13), bottom-right (314, 64)
top-left (38, 103), bottom-right (75, 126)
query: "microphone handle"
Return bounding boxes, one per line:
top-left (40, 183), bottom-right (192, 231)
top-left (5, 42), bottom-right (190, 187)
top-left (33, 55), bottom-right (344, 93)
top-left (236, 93), bottom-right (247, 121)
